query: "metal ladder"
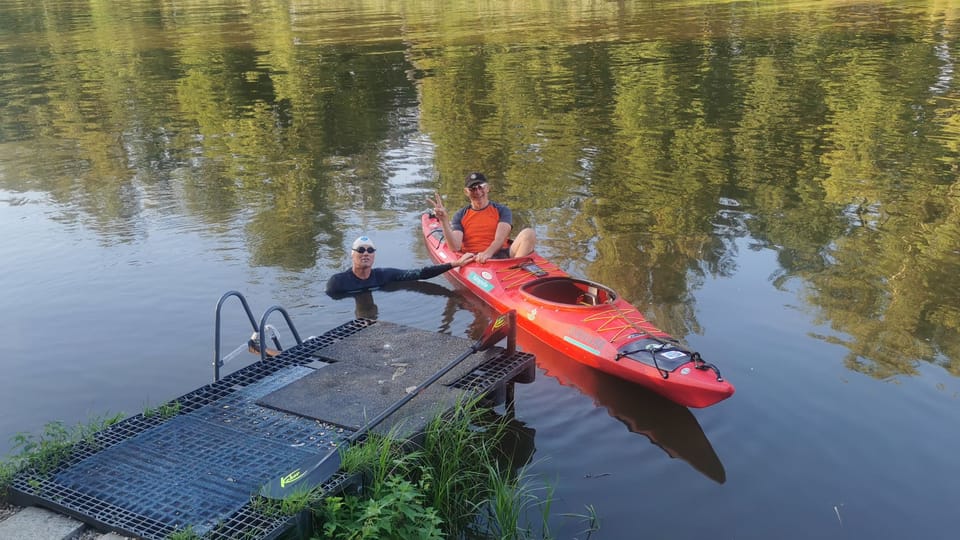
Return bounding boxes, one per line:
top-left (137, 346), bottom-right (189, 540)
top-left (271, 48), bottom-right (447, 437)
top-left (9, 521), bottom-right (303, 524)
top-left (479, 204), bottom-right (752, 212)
top-left (213, 290), bottom-right (305, 381)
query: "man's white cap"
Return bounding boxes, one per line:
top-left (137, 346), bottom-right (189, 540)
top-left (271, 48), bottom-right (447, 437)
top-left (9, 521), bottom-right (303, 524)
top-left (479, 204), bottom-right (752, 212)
top-left (352, 235), bottom-right (376, 250)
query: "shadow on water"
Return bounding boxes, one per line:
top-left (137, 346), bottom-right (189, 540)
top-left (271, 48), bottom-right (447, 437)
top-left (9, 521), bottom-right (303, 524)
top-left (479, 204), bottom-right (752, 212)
top-left (517, 328), bottom-right (727, 484)
top-left (475, 408), bottom-right (538, 477)
top-left (379, 279), bottom-right (462, 299)
top-left (327, 280), bottom-right (467, 322)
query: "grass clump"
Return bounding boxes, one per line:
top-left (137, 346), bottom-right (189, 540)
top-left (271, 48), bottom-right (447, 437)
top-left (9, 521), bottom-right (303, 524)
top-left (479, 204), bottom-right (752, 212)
top-left (143, 400), bottom-right (181, 420)
top-left (251, 484), bottom-right (326, 519)
top-left (0, 461), bottom-right (17, 504)
top-left (167, 525), bottom-right (201, 539)
top-left (1, 413), bottom-right (125, 502)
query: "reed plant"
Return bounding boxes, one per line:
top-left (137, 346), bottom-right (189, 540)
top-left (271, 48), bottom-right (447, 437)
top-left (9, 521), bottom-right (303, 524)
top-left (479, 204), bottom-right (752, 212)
top-left (314, 396), bottom-right (600, 539)
top-left (478, 462), bottom-right (537, 539)
top-left (417, 396), bottom-right (509, 535)
top-left (340, 426), bottom-right (422, 497)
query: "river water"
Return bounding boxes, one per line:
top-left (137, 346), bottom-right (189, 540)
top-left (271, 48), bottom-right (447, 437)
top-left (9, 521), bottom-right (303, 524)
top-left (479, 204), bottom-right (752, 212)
top-left (2, 1), bottom-right (959, 538)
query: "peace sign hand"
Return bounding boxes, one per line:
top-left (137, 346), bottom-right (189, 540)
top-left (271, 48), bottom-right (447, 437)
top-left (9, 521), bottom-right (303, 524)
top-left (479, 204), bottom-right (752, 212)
top-left (429, 192), bottom-right (448, 220)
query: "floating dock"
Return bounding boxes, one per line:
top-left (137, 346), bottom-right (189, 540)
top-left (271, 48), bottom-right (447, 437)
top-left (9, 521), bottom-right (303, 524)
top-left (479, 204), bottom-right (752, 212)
top-left (8, 318), bottom-right (535, 539)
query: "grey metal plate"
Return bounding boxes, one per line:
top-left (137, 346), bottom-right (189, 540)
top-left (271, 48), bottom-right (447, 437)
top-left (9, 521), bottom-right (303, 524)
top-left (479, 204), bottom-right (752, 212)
top-left (256, 322), bottom-right (492, 431)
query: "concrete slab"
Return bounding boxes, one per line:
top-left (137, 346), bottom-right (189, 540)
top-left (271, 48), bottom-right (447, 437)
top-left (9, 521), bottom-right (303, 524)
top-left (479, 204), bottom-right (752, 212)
top-left (0, 506), bottom-right (84, 540)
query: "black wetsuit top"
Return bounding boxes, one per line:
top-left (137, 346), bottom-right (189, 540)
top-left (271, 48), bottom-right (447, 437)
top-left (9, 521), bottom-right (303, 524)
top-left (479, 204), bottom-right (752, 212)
top-left (325, 264), bottom-right (454, 295)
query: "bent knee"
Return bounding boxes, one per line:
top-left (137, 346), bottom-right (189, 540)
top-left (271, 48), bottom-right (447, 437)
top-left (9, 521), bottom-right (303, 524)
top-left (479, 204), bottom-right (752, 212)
top-left (510, 228), bottom-right (536, 256)
top-left (517, 227), bottom-right (536, 241)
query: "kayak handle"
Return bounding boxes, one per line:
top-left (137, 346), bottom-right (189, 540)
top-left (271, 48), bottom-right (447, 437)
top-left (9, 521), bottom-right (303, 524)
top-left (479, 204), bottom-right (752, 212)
top-left (692, 352), bottom-right (724, 382)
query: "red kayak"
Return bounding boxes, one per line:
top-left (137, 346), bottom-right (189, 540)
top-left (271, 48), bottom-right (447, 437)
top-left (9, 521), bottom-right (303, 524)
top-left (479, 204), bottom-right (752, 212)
top-left (421, 211), bottom-right (734, 408)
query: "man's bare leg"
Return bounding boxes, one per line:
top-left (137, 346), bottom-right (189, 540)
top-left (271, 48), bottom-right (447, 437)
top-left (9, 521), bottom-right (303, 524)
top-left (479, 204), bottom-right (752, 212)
top-left (510, 228), bottom-right (537, 258)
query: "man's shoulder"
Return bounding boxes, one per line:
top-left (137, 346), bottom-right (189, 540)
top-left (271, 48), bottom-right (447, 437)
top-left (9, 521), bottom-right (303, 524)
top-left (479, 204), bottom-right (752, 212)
top-left (489, 200), bottom-right (512, 221)
top-left (325, 269), bottom-right (358, 294)
top-left (328, 269), bottom-right (350, 281)
top-left (450, 205), bottom-right (469, 226)
top-left (372, 267), bottom-right (397, 276)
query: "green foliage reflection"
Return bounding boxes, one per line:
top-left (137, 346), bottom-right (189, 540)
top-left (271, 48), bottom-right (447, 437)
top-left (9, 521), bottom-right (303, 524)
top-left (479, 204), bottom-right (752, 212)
top-left (0, 0), bottom-right (957, 378)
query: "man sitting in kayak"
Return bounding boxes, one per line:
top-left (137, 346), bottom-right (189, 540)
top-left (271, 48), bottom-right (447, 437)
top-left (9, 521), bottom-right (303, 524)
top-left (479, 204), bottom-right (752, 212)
top-left (429, 172), bottom-right (536, 264)
top-left (325, 235), bottom-right (474, 295)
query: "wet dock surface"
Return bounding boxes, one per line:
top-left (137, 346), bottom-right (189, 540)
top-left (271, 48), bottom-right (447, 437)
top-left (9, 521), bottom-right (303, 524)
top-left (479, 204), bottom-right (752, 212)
top-left (8, 319), bottom-right (535, 539)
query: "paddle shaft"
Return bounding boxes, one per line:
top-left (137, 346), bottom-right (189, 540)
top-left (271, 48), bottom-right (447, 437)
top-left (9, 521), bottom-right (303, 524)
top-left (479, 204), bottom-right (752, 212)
top-left (346, 342), bottom-right (480, 446)
top-left (348, 309), bottom-right (514, 444)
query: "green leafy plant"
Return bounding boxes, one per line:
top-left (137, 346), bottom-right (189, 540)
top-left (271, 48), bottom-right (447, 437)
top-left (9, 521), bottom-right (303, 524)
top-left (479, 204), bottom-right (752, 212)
top-left (190, 397), bottom-right (598, 540)
top-left (10, 421), bottom-right (75, 476)
top-left (318, 474), bottom-right (443, 540)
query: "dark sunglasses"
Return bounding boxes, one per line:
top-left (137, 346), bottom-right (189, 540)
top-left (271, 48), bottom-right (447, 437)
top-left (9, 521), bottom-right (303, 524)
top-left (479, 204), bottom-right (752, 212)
top-left (467, 183), bottom-right (487, 192)
top-left (353, 247), bottom-right (376, 254)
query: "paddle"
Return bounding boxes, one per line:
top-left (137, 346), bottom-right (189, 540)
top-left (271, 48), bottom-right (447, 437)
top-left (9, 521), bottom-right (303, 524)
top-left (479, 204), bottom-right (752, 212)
top-left (259, 310), bottom-right (516, 499)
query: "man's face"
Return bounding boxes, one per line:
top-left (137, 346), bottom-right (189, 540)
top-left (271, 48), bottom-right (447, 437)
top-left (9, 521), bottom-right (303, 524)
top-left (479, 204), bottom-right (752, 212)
top-left (465, 182), bottom-right (488, 201)
top-left (352, 246), bottom-right (376, 269)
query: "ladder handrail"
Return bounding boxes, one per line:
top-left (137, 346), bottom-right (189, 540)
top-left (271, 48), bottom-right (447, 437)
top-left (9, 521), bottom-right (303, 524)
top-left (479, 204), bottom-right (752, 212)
top-left (214, 291), bottom-right (260, 381)
top-left (214, 291), bottom-right (307, 380)
top-left (258, 305), bottom-right (304, 363)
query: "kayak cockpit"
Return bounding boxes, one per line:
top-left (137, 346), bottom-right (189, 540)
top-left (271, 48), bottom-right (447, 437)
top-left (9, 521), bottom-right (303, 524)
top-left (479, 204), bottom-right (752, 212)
top-left (519, 277), bottom-right (616, 308)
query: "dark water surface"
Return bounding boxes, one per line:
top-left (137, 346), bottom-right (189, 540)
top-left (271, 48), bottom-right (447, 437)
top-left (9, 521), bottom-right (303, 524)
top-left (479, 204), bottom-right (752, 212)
top-left (2, 1), bottom-right (959, 538)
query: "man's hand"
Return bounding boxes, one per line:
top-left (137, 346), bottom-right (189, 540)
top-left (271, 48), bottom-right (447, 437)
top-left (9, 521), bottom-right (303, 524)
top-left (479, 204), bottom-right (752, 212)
top-left (453, 253), bottom-right (475, 267)
top-left (475, 249), bottom-right (497, 264)
top-left (429, 192), bottom-right (448, 220)
top-left (429, 191), bottom-right (464, 251)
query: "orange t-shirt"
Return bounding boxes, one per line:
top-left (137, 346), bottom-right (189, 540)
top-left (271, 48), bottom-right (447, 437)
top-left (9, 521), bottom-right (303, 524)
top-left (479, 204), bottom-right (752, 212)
top-left (452, 202), bottom-right (512, 253)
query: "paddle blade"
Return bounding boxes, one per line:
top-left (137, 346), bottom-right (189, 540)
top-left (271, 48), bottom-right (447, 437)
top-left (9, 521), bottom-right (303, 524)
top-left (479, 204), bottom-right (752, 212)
top-left (475, 310), bottom-right (515, 351)
top-left (260, 446), bottom-right (343, 500)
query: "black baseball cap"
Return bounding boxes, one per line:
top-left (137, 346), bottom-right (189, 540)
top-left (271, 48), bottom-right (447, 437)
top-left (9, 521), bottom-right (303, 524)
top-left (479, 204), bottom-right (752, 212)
top-left (464, 172), bottom-right (487, 188)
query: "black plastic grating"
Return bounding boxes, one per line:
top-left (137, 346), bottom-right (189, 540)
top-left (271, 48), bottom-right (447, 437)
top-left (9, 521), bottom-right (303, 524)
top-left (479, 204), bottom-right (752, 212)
top-left (8, 318), bottom-right (534, 540)
top-left (190, 366), bottom-right (346, 452)
top-left (9, 319), bottom-right (372, 539)
top-left (48, 366), bottom-right (347, 536)
top-left (53, 414), bottom-right (318, 535)
top-left (450, 350), bottom-right (536, 392)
